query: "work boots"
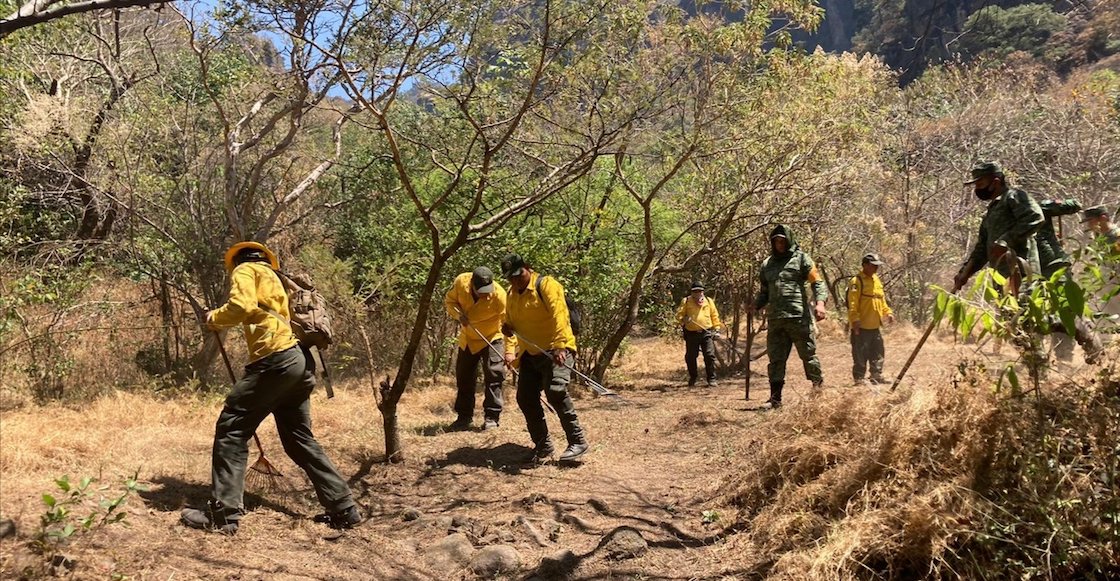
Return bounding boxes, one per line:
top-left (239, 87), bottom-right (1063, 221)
top-left (180, 500), bottom-right (239, 535)
top-left (312, 505), bottom-right (364, 529)
top-left (763, 381), bottom-right (784, 409)
top-left (559, 442), bottom-right (589, 462)
top-left (525, 439), bottom-right (556, 464)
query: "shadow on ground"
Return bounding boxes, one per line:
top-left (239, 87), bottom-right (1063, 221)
top-left (139, 475), bottom-right (301, 518)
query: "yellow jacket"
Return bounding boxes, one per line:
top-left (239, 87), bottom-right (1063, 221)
top-left (676, 296), bottom-right (722, 331)
top-left (847, 272), bottom-right (892, 330)
top-left (208, 262), bottom-right (298, 362)
top-left (444, 272), bottom-right (516, 355)
top-left (505, 272), bottom-right (576, 356)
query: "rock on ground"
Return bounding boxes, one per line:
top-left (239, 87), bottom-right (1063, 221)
top-left (468, 545), bottom-right (522, 576)
top-left (536, 549), bottom-right (578, 578)
top-left (601, 526), bottom-right (648, 560)
top-left (424, 532), bottom-right (475, 572)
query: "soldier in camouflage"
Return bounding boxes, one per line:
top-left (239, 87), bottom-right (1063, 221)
top-left (1083, 205), bottom-right (1120, 320)
top-left (748, 224), bottom-right (828, 409)
top-left (953, 162), bottom-right (1045, 294)
top-left (1037, 199), bottom-right (1081, 360)
top-left (1082, 206), bottom-right (1120, 251)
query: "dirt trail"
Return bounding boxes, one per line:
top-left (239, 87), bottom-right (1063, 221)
top-left (0, 324), bottom-right (1075, 580)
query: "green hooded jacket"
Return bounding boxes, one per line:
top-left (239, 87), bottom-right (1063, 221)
top-left (753, 224), bottom-right (828, 320)
top-left (1036, 199), bottom-right (1080, 278)
top-left (962, 186), bottom-right (1044, 280)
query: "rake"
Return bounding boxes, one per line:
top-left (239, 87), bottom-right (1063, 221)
top-left (213, 332), bottom-right (289, 493)
top-left (454, 306), bottom-right (558, 415)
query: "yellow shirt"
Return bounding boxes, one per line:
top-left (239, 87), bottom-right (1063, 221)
top-left (504, 272), bottom-right (577, 356)
top-left (444, 272), bottom-right (515, 355)
top-left (676, 296), bottom-right (722, 331)
top-left (208, 262), bottom-right (298, 362)
top-left (847, 272), bottom-right (892, 330)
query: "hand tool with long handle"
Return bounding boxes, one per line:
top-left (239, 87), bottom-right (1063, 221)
top-left (745, 305), bottom-right (754, 400)
top-left (454, 307), bottom-right (557, 414)
top-left (509, 330), bottom-right (623, 400)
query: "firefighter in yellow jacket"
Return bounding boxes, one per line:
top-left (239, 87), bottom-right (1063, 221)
top-left (847, 253), bottom-right (894, 385)
top-left (676, 281), bottom-right (723, 387)
top-left (500, 253), bottom-right (588, 464)
top-left (180, 242), bottom-right (359, 534)
top-left (444, 267), bottom-right (516, 431)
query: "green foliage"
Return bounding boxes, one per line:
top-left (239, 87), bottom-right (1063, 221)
top-left (959, 4), bottom-right (1068, 61)
top-left (33, 471), bottom-right (146, 558)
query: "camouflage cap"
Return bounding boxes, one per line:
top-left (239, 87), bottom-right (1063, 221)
top-left (1081, 205), bottom-right (1109, 222)
top-left (963, 161), bottom-right (1003, 185)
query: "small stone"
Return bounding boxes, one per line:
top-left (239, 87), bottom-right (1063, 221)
top-left (0, 519), bottom-right (15, 539)
top-left (536, 549), bottom-right (578, 578)
top-left (424, 532), bottom-right (475, 572)
top-left (468, 545), bottom-right (521, 576)
top-left (540, 519), bottom-right (562, 542)
top-left (602, 526), bottom-right (647, 560)
top-left (401, 507), bottom-right (422, 521)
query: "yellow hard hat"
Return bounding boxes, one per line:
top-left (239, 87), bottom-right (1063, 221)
top-left (223, 241), bottom-right (280, 273)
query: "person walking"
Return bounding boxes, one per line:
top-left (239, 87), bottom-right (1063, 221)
top-left (1082, 205), bottom-right (1120, 252)
top-left (676, 281), bottom-right (723, 387)
top-left (181, 242), bottom-right (360, 534)
top-left (1037, 199), bottom-right (1082, 360)
top-left (444, 267), bottom-right (513, 431)
top-left (952, 162), bottom-right (1045, 294)
top-left (500, 254), bottom-right (589, 463)
top-left (1083, 205), bottom-right (1120, 320)
top-left (748, 225), bottom-right (829, 409)
top-left (847, 253), bottom-right (894, 385)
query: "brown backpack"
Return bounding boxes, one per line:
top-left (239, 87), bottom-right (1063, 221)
top-left (263, 271), bottom-right (335, 350)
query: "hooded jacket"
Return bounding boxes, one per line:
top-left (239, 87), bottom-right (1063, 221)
top-left (753, 224), bottom-right (828, 320)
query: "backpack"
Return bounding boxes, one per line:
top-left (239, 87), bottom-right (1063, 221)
top-left (265, 271), bottom-right (335, 350)
top-left (536, 275), bottom-right (583, 336)
top-left (842, 275), bottom-right (861, 310)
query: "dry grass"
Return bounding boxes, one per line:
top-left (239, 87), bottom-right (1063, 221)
top-left (715, 348), bottom-right (1120, 581)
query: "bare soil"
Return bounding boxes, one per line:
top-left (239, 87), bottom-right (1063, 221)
top-left (0, 322), bottom-right (1093, 580)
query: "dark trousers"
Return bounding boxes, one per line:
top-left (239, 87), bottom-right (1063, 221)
top-left (454, 341), bottom-right (506, 422)
top-left (211, 345), bottom-right (353, 519)
top-left (851, 328), bottom-right (885, 381)
top-left (516, 351), bottom-right (585, 449)
top-left (683, 329), bottom-right (716, 383)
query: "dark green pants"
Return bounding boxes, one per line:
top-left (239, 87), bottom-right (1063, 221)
top-left (766, 317), bottom-right (823, 384)
top-left (211, 345), bottom-right (353, 520)
top-left (851, 328), bottom-right (885, 381)
top-left (683, 329), bottom-right (716, 383)
top-left (516, 351), bottom-right (585, 449)
top-left (454, 340), bottom-right (506, 422)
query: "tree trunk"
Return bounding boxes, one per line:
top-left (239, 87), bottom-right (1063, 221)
top-left (379, 398), bottom-right (403, 463)
top-left (592, 252), bottom-right (655, 382)
top-left (380, 251), bottom-right (451, 460)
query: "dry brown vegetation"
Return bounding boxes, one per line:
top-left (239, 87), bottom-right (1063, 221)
top-left (3, 318), bottom-right (1116, 580)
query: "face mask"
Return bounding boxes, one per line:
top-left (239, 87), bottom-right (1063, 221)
top-left (974, 184), bottom-right (997, 201)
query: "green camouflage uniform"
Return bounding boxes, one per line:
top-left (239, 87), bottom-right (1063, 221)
top-left (1036, 199), bottom-right (1081, 279)
top-left (753, 224), bottom-right (828, 405)
top-left (1036, 199), bottom-right (1082, 360)
top-left (960, 185), bottom-right (1045, 282)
